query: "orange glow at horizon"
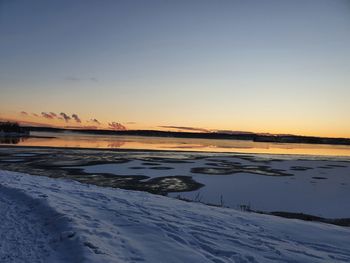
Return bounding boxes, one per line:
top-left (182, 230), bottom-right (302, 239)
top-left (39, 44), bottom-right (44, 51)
top-left (1, 111), bottom-right (349, 139)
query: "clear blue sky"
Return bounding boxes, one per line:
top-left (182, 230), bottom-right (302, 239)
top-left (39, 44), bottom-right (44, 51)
top-left (1, 0), bottom-right (349, 136)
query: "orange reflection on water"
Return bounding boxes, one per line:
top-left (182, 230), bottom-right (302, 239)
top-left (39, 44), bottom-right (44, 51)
top-left (3, 132), bottom-right (350, 157)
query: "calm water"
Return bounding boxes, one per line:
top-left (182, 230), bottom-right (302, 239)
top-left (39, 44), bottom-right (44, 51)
top-left (2, 131), bottom-right (350, 157)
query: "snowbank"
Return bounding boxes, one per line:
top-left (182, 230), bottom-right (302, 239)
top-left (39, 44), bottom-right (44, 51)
top-left (0, 170), bottom-right (349, 262)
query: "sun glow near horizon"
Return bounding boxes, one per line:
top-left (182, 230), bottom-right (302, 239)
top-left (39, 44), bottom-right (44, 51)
top-left (1, 0), bottom-right (349, 138)
top-left (1, 110), bottom-right (350, 138)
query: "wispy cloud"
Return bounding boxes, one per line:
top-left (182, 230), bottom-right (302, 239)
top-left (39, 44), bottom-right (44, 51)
top-left (41, 112), bottom-right (54, 119)
top-left (20, 111), bottom-right (28, 115)
top-left (108, 122), bottom-right (126, 130)
top-left (32, 113), bottom-right (39, 117)
top-left (60, 112), bottom-right (71, 122)
top-left (72, 113), bottom-right (81, 123)
top-left (90, 118), bottom-right (101, 125)
top-left (159, 125), bottom-right (210, 133)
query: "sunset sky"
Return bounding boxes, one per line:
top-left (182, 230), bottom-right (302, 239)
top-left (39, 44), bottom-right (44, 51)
top-left (1, 0), bottom-right (349, 137)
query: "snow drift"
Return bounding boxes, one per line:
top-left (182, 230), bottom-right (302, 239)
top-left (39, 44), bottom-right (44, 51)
top-left (0, 170), bottom-right (349, 262)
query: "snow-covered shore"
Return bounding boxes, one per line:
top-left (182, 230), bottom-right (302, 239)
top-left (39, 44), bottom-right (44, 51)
top-left (0, 170), bottom-right (349, 263)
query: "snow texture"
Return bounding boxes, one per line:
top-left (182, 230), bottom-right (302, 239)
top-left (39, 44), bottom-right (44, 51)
top-left (0, 170), bottom-right (349, 262)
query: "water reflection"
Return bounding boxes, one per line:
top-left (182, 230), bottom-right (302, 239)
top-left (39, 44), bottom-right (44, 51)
top-left (0, 136), bottom-right (28, 144)
top-left (107, 141), bottom-right (125, 148)
top-left (2, 131), bottom-right (350, 157)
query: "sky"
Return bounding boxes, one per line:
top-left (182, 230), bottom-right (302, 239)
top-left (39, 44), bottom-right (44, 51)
top-left (0, 0), bottom-right (350, 137)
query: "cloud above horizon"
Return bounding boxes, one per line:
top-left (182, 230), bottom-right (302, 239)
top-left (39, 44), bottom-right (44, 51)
top-left (37, 112), bottom-right (81, 123)
top-left (90, 118), bottom-right (101, 125)
top-left (17, 110), bottom-right (132, 130)
top-left (72, 113), bottom-right (81, 123)
top-left (159, 125), bottom-right (210, 133)
top-left (108, 122), bottom-right (126, 130)
top-left (60, 112), bottom-right (71, 122)
top-left (41, 112), bottom-right (55, 119)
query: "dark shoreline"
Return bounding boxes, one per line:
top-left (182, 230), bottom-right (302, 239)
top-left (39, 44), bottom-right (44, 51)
top-left (26, 126), bottom-right (350, 146)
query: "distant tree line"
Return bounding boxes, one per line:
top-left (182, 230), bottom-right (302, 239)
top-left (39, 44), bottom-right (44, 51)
top-left (25, 125), bottom-right (350, 145)
top-left (0, 122), bottom-right (28, 134)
